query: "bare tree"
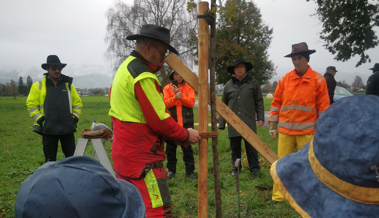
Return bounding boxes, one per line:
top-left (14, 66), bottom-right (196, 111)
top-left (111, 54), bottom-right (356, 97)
top-left (352, 75), bottom-right (364, 91)
top-left (105, 0), bottom-right (197, 86)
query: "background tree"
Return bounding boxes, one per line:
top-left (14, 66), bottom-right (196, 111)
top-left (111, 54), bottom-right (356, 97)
top-left (351, 75), bottom-right (364, 91)
top-left (311, 0), bottom-right (379, 67)
top-left (26, 75), bottom-right (33, 94)
top-left (92, 88), bottom-right (105, 96)
top-left (18, 76), bottom-right (27, 96)
top-left (215, 0), bottom-right (275, 85)
top-left (105, 0), bottom-right (197, 87)
top-left (261, 82), bottom-right (273, 93)
top-left (272, 80), bottom-right (278, 92)
top-left (5, 80), bottom-right (18, 98)
top-left (0, 83), bottom-right (4, 96)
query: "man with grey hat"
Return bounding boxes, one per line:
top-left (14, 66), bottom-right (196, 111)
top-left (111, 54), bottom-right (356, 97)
top-left (109, 24), bottom-right (201, 217)
top-left (218, 58), bottom-right (264, 177)
top-left (26, 55), bottom-right (83, 163)
top-left (366, 63), bottom-right (379, 96)
top-left (268, 42), bottom-right (329, 203)
top-left (324, 66), bottom-right (338, 104)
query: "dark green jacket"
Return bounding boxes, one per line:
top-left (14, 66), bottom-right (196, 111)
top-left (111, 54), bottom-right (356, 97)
top-left (218, 74), bottom-right (264, 137)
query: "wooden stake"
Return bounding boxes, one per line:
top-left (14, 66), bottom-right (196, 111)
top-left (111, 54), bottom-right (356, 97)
top-left (165, 53), bottom-right (279, 164)
top-left (197, 2), bottom-right (209, 218)
top-left (209, 1), bottom-right (222, 216)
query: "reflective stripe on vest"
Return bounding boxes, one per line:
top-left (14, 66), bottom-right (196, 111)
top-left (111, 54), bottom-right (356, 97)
top-left (278, 121), bottom-right (316, 130)
top-left (144, 170), bottom-right (164, 208)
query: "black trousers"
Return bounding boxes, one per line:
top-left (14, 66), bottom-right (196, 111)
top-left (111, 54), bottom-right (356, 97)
top-left (42, 134), bottom-right (76, 162)
top-left (230, 136), bottom-right (260, 173)
top-left (165, 139), bottom-right (195, 174)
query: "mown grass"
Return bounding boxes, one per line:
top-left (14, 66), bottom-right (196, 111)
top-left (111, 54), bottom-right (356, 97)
top-left (0, 96), bottom-right (299, 218)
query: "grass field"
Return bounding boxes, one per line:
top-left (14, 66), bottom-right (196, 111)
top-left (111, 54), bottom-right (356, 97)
top-left (0, 96), bottom-right (300, 218)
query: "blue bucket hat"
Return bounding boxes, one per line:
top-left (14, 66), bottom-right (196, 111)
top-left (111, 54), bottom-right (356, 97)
top-left (271, 95), bottom-right (379, 217)
top-left (15, 156), bottom-right (146, 218)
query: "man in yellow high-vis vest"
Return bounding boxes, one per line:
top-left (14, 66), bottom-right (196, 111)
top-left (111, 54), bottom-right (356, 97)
top-left (109, 24), bottom-right (201, 217)
top-left (26, 55), bottom-right (83, 163)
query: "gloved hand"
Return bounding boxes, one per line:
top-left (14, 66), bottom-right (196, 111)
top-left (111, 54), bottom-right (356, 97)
top-left (269, 121), bottom-right (278, 140)
top-left (37, 116), bottom-right (45, 127)
top-left (72, 115), bottom-right (79, 123)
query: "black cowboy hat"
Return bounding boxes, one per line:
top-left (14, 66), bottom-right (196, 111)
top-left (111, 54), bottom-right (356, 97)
top-left (227, 58), bottom-right (253, 74)
top-left (41, 55), bottom-right (67, 70)
top-left (327, 66), bottom-right (338, 72)
top-left (369, 63), bottom-right (379, 71)
top-left (284, 42), bottom-right (316, 57)
top-left (126, 24), bottom-right (178, 55)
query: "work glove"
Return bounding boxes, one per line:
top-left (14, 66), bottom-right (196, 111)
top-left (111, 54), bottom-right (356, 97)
top-left (72, 115), bottom-right (79, 123)
top-left (269, 121), bottom-right (278, 140)
top-left (37, 116), bottom-right (45, 127)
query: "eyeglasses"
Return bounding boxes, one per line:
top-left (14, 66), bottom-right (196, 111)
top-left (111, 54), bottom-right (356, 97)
top-left (50, 66), bottom-right (62, 71)
top-left (151, 44), bottom-right (168, 61)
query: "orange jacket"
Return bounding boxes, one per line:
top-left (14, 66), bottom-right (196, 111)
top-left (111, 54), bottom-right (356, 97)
top-left (163, 82), bottom-right (195, 127)
top-left (269, 66), bottom-right (330, 135)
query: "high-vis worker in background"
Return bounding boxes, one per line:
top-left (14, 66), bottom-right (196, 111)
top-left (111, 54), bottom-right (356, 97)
top-left (163, 71), bottom-right (197, 179)
top-left (26, 55), bottom-right (83, 163)
top-left (268, 42), bottom-right (330, 204)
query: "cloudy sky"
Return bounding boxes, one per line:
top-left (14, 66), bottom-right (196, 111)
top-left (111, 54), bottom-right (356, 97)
top-left (0, 0), bottom-right (378, 89)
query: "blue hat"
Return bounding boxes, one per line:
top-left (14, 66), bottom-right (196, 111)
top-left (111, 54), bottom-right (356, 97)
top-left (15, 156), bottom-right (145, 218)
top-left (271, 95), bottom-right (379, 217)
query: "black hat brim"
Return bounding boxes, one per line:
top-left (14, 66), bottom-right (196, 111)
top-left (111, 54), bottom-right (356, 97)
top-left (227, 62), bottom-right (253, 74)
top-left (126, 34), bottom-right (178, 55)
top-left (41, 63), bottom-right (67, 70)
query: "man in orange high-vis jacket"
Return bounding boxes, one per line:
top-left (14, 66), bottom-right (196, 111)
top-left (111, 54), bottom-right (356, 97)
top-left (163, 71), bottom-right (196, 179)
top-left (268, 42), bottom-right (330, 204)
top-left (109, 24), bottom-right (201, 217)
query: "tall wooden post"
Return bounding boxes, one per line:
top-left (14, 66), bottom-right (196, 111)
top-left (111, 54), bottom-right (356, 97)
top-left (198, 2), bottom-right (209, 218)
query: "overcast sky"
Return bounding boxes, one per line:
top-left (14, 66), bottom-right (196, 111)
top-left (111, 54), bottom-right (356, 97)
top-left (0, 0), bottom-right (378, 89)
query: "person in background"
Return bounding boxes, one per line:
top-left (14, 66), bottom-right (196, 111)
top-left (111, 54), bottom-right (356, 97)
top-left (218, 58), bottom-right (264, 177)
top-left (26, 55), bottom-right (83, 163)
top-left (324, 66), bottom-right (337, 104)
top-left (15, 156), bottom-right (146, 218)
top-left (366, 63), bottom-right (379, 96)
top-left (270, 95), bottom-right (379, 217)
top-left (109, 24), bottom-right (201, 217)
top-left (163, 71), bottom-right (196, 179)
top-left (268, 42), bottom-right (330, 204)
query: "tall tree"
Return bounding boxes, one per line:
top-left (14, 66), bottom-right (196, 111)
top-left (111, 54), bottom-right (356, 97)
top-left (105, 0), bottom-right (197, 86)
top-left (215, 0), bottom-right (275, 85)
top-left (26, 75), bottom-right (33, 94)
top-left (18, 76), bottom-right (26, 95)
top-left (352, 75), bottom-right (364, 91)
top-left (311, 0), bottom-right (379, 67)
top-left (5, 80), bottom-right (18, 98)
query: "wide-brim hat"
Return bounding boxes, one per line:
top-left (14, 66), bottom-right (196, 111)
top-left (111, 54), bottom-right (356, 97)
top-left (271, 95), bottom-right (379, 217)
top-left (227, 58), bottom-right (253, 74)
top-left (284, 42), bottom-right (316, 57)
top-left (41, 55), bottom-right (67, 70)
top-left (369, 63), bottom-right (379, 71)
top-left (15, 156), bottom-right (146, 218)
top-left (326, 66), bottom-right (338, 72)
top-left (126, 24), bottom-right (178, 54)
